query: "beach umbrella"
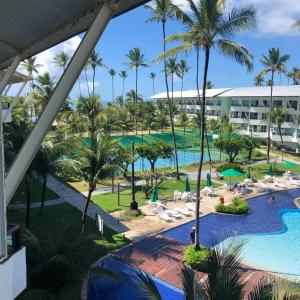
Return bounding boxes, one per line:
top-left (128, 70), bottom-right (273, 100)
top-left (282, 161), bottom-right (299, 168)
top-left (150, 186), bottom-right (159, 202)
top-left (267, 165), bottom-right (273, 176)
top-left (220, 168), bottom-right (243, 187)
top-left (185, 177), bottom-right (191, 192)
top-left (206, 173), bottom-right (212, 187)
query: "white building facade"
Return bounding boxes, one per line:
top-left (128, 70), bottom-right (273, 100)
top-left (151, 85), bottom-right (300, 150)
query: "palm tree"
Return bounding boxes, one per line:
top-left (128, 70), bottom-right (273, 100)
top-left (149, 72), bottom-right (157, 95)
top-left (258, 48), bottom-right (290, 163)
top-left (179, 111), bottom-right (189, 135)
top-left (272, 107), bottom-right (286, 148)
top-left (21, 56), bottom-right (43, 88)
top-left (166, 58), bottom-right (179, 106)
top-left (108, 68), bottom-right (116, 102)
top-left (125, 47), bottom-right (148, 135)
top-left (254, 73), bottom-right (265, 86)
top-left (145, 0), bottom-right (181, 181)
top-left (117, 107), bottom-right (133, 136)
top-left (206, 80), bottom-right (214, 89)
top-left (162, 0), bottom-right (255, 249)
top-left (88, 50), bottom-right (105, 95)
top-left (177, 60), bottom-right (190, 105)
top-left (53, 51), bottom-right (70, 71)
top-left (287, 67), bottom-right (300, 85)
top-left (119, 70), bottom-right (128, 101)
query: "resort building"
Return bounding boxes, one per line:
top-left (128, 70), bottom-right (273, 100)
top-left (151, 85), bottom-right (300, 150)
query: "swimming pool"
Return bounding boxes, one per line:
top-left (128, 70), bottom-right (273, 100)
top-left (162, 189), bottom-right (300, 278)
top-left (88, 257), bottom-right (185, 300)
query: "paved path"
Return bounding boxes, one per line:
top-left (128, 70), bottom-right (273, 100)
top-left (8, 198), bottom-right (65, 210)
top-left (46, 175), bottom-right (128, 233)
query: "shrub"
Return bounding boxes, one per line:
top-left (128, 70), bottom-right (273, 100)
top-left (183, 245), bottom-right (212, 272)
top-left (216, 197), bottom-right (249, 215)
top-left (216, 162), bottom-right (243, 173)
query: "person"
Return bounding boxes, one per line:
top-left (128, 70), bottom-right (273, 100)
top-left (190, 226), bottom-right (196, 244)
top-left (268, 194), bottom-right (275, 204)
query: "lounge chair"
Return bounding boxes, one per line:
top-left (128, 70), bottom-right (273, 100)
top-left (173, 190), bottom-right (182, 201)
top-left (157, 206), bottom-right (173, 222)
top-left (207, 187), bottom-right (217, 197)
top-left (165, 209), bottom-right (182, 219)
top-left (185, 203), bottom-right (196, 212)
top-left (174, 207), bottom-right (192, 216)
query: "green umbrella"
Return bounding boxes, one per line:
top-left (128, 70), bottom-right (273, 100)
top-left (220, 168), bottom-right (243, 187)
top-left (150, 186), bottom-right (159, 202)
top-left (282, 161), bottom-right (299, 168)
top-left (267, 165), bottom-right (273, 176)
top-left (206, 173), bottom-right (212, 187)
top-left (185, 177), bottom-right (191, 192)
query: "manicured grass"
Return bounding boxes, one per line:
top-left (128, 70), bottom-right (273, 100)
top-left (92, 178), bottom-right (221, 213)
top-left (11, 178), bottom-right (59, 204)
top-left (8, 203), bottom-right (129, 299)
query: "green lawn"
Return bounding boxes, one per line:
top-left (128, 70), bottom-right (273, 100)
top-left (8, 203), bottom-right (129, 299)
top-left (92, 178), bottom-right (221, 213)
top-left (11, 178), bottom-right (59, 204)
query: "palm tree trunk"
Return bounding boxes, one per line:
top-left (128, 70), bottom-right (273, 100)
top-left (162, 20), bottom-right (180, 180)
top-left (130, 142), bottom-right (138, 210)
top-left (40, 173), bottom-right (47, 212)
top-left (267, 71), bottom-right (274, 163)
top-left (112, 76), bottom-right (115, 102)
top-left (85, 69), bottom-right (91, 97)
top-left (135, 68), bottom-right (138, 135)
top-left (122, 79), bottom-right (125, 106)
top-left (77, 78), bottom-right (82, 97)
top-left (81, 187), bottom-right (93, 233)
top-left (92, 68), bottom-right (95, 96)
top-left (204, 124), bottom-right (212, 174)
top-left (152, 78), bottom-right (155, 95)
top-left (195, 46), bottom-right (210, 250)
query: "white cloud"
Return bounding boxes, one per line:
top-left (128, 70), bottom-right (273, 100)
top-left (18, 36), bottom-right (82, 80)
top-left (79, 81), bottom-right (100, 91)
top-left (172, 0), bottom-right (300, 37)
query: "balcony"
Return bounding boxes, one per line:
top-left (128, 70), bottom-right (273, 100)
top-left (0, 225), bottom-right (27, 300)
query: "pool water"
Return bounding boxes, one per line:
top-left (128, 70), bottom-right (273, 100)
top-left (234, 210), bottom-right (300, 279)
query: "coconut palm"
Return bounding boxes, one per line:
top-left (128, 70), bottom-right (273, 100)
top-left (125, 47), bottom-right (148, 134)
top-left (149, 72), bottom-right (157, 95)
top-left (88, 50), bottom-right (105, 95)
top-left (160, 0), bottom-right (256, 249)
top-left (254, 73), bottom-right (265, 86)
top-left (287, 67), bottom-right (300, 85)
top-left (21, 56), bottom-right (43, 88)
top-left (119, 70), bottom-right (128, 101)
top-left (179, 111), bottom-right (189, 135)
top-left (258, 48), bottom-right (290, 163)
top-left (177, 60), bottom-right (190, 104)
top-left (108, 68), bottom-right (116, 102)
top-left (206, 80), bottom-right (214, 89)
top-left (145, 0), bottom-right (181, 180)
top-left (272, 107), bottom-right (286, 148)
top-left (166, 58), bottom-right (179, 105)
top-left (53, 51), bottom-right (70, 71)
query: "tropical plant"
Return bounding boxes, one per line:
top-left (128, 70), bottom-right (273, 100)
top-left (119, 70), bottom-right (128, 102)
top-left (177, 59), bottom-right (190, 104)
top-left (125, 47), bottom-right (148, 134)
top-left (88, 50), bottom-right (105, 95)
top-left (53, 51), bottom-right (70, 71)
top-left (117, 107), bottom-right (133, 136)
top-left (206, 80), bottom-right (214, 89)
top-left (145, 0), bottom-right (181, 180)
top-left (258, 48), bottom-right (290, 163)
top-left (178, 111), bottom-right (189, 135)
top-left (149, 72), bottom-right (157, 95)
top-left (254, 73), bottom-right (264, 86)
top-left (108, 68), bottom-right (116, 102)
top-left (21, 56), bottom-right (43, 88)
top-left (159, 0), bottom-right (255, 249)
top-left (272, 106), bottom-right (286, 148)
top-left (287, 67), bottom-right (300, 85)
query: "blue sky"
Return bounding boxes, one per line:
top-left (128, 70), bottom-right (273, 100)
top-left (13, 0), bottom-right (300, 104)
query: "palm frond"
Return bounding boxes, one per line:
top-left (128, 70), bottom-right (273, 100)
top-left (154, 44), bottom-right (192, 62)
top-left (217, 39), bottom-right (253, 72)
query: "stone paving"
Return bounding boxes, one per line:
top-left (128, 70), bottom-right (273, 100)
top-left (46, 175), bottom-right (128, 233)
top-left (8, 197), bottom-right (65, 210)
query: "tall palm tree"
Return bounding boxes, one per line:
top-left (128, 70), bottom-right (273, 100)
top-left (206, 80), bottom-right (214, 89)
top-left (119, 70), bottom-right (128, 102)
top-left (53, 51), bottom-right (70, 71)
top-left (125, 47), bottom-right (148, 134)
top-left (254, 73), bottom-right (265, 86)
top-left (149, 72), bottom-right (157, 95)
top-left (258, 48), bottom-right (290, 163)
top-left (166, 58), bottom-right (179, 107)
top-left (88, 50), bottom-right (105, 95)
top-left (145, 0), bottom-right (181, 180)
top-left (179, 111), bottom-right (189, 135)
top-left (21, 56), bottom-right (43, 89)
top-left (272, 106), bottom-right (286, 148)
top-left (177, 60), bottom-right (190, 106)
top-left (108, 68), bottom-right (116, 102)
top-left (287, 67), bottom-right (300, 85)
top-left (161, 0), bottom-right (256, 249)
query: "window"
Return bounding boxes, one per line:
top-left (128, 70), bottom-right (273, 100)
top-left (241, 112), bottom-right (248, 119)
top-left (262, 113), bottom-right (268, 120)
top-left (274, 100), bottom-right (282, 107)
top-left (250, 112), bottom-right (258, 119)
top-left (232, 100), bottom-right (241, 107)
top-left (260, 126), bottom-right (267, 132)
top-left (263, 100), bottom-right (270, 107)
top-left (285, 114), bottom-right (293, 123)
top-left (288, 100), bottom-right (297, 110)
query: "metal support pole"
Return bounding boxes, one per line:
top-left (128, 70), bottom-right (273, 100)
top-left (3, 81), bottom-right (27, 122)
top-left (0, 55), bottom-right (21, 260)
top-left (6, 2), bottom-right (116, 205)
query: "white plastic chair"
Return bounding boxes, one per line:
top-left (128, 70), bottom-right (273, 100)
top-left (175, 207), bottom-right (192, 216)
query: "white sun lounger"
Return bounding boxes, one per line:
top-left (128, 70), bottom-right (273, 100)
top-left (173, 190), bottom-right (182, 201)
top-left (165, 209), bottom-right (182, 219)
top-left (157, 206), bottom-right (173, 222)
top-left (174, 207), bottom-right (192, 216)
top-left (185, 203), bottom-right (197, 213)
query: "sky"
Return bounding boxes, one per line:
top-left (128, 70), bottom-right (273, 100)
top-left (11, 0), bottom-right (300, 105)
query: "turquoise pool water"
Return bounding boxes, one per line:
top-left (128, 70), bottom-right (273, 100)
top-left (225, 210), bottom-right (300, 279)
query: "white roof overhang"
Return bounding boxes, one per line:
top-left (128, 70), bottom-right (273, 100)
top-left (0, 0), bottom-right (149, 71)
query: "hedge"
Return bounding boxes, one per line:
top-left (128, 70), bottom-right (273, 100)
top-left (216, 162), bottom-right (243, 173)
top-left (183, 245), bottom-right (212, 272)
top-left (215, 197), bottom-right (249, 215)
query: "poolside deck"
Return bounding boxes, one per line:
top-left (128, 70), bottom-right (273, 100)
top-left (112, 234), bottom-right (267, 293)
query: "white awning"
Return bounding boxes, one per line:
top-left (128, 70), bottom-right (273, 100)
top-left (0, 0), bottom-right (149, 70)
